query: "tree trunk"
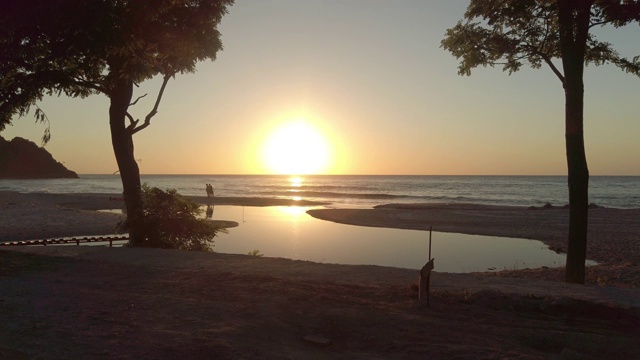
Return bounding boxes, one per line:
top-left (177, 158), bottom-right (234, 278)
top-left (109, 79), bottom-right (146, 246)
top-left (563, 77), bottom-right (589, 284)
top-left (558, 0), bottom-right (592, 284)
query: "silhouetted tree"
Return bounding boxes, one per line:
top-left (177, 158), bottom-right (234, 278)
top-left (0, 0), bottom-right (234, 246)
top-left (442, 0), bottom-right (640, 283)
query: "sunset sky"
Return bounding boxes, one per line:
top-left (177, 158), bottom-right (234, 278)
top-left (3, 1), bottom-right (639, 175)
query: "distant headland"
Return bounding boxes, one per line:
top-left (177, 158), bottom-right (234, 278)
top-left (0, 136), bottom-right (78, 179)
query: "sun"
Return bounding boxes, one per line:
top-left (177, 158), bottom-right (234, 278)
top-left (261, 119), bottom-right (331, 175)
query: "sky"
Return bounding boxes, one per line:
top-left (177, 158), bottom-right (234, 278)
top-left (3, 0), bottom-right (639, 175)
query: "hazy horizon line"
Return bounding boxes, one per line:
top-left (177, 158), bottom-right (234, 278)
top-left (75, 173), bottom-right (640, 177)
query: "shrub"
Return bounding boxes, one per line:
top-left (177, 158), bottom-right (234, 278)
top-left (117, 185), bottom-right (225, 251)
top-left (247, 249), bottom-right (263, 257)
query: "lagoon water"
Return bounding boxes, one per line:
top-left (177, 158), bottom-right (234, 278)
top-left (209, 205), bottom-right (579, 273)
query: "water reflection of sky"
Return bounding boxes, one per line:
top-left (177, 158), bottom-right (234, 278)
top-left (206, 205), bottom-right (589, 273)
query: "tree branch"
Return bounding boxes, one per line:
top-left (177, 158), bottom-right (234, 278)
top-left (541, 55), bottom-right (565, 85)
top-left (589, 19), bottom-right (611, 28)
top-left (125, 112), bottom-right (139, 131)
top-left (575, 2), bottom-right (594, 60)
top-left (34, 104), bottom-right (51, 145)
top-left (130, 93), bottom-right (148, 106)
top-left (70, 77), bottom-right (108, 94)
top-left (130, 73), bottom-right (173, 135)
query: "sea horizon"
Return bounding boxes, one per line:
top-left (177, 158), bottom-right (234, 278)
top-left (78, 173), bottom-right (640, 177)
top-left (2, 174), bottom-right (639, 209)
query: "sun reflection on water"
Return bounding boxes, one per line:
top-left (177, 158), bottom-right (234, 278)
top-left (289, 176), bottom-right (303, 187)
top-left (277, 206), bottom-right (309, 218)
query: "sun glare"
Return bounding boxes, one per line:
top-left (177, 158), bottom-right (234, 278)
top-left (261, 120), bottom-right (331, 175)
top-left (289, 176), bottom-right (303, 187)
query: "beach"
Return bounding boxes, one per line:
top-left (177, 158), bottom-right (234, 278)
top-left (1, 191), bottom-right (639, 359)
top-left (2, 191), bottom-right (638, 287)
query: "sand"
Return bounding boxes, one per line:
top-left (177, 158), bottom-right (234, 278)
top-left (1, 191), bottom-right (639, 359)
top-left (0, 192), bottom-right (327, 243)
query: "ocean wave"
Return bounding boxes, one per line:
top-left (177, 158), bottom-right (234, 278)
top-left (258, 190), bottom-right (406, 199)
top-left (2, 175), bottom-right (638, 209)
top-left (257, 191), bottom-right (507, 204)
top-left (254, 184), bottom-right (374, 192)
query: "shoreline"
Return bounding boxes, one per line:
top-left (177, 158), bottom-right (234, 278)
top-left (1, 190), bottom-right (638, 287)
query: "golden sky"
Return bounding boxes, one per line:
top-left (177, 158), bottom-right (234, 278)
top-left (3, 1), bottom-right (639, 175)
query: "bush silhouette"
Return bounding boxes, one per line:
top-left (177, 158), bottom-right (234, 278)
top-left (118, 185), bottom-right (224, 251)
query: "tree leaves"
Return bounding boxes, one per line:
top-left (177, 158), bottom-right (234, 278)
top-left (0, 0), bottom-right (234, 136)
top-left (33, 106), bottom-right (51, 145)
top-left (441, 0), bottom-right (640, 82)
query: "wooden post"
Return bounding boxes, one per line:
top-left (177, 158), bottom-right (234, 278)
top-left (428, 226), bottom-right (432, 307)
top-left (429, 226), bottom-right (432, 260)
top-left (419, 226), bottom-right (434, 307)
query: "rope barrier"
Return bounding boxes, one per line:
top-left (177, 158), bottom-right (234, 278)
top-left (0, 236), bottom-right (129, 247)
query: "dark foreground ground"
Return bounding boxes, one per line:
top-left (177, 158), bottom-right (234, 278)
top-left (1, 247), bottom-right (639, 360)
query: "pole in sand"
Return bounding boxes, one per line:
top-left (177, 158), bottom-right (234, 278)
top-left (419, 226), bottom-right (434, 307)
top-left (428, 225), bottom-right (432, 307)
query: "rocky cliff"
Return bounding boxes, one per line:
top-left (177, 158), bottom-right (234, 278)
top-left (0, 136), bottom-right (78, 179)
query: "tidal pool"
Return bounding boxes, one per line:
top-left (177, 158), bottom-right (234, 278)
top-left (205, 205), bottom-right (590, 273)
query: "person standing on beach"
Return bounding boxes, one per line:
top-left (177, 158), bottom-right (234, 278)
top-left (205, 184), bottom-right (211, 197)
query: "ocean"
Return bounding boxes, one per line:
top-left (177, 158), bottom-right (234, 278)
top-left (1, 175), bottom-right (638, 209)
